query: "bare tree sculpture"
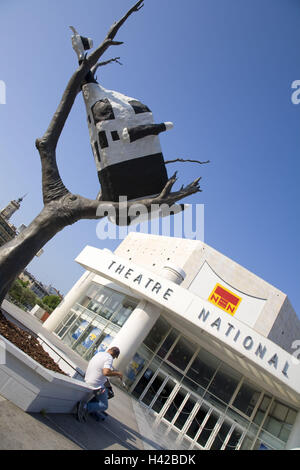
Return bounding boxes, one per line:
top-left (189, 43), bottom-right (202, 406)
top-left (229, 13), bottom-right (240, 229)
top-left (0, 1), bottom-right (202, 305)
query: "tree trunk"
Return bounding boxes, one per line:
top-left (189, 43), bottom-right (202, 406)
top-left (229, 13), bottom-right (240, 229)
top-left (0, 198), bottom-right (75, 304)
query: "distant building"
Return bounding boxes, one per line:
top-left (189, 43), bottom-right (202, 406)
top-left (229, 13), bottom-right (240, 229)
top-left (31, 281), bottom-right (49, 299)
top-left (19, 269), bottom-right (63, 301)
top-left (19, 269), bottom-right (49, 299)
top-left (0, 196), bottom-right (25, 221)
top-left (46, 285), bottom-right (63, 299)
top-left (0, 196), bottom-right (25, 248)
top-left (0, 214), bottom-right (17, 247)
top-left (0, 195), bottom-right (44, 259)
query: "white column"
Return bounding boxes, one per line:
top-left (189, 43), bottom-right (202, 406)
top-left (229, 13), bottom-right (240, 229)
top-left (43, 270), bottom-right (93, 332)
top-left (110, 264), bottom-right (186, 372)
top-left (285, 410), bottom-right (300, 449)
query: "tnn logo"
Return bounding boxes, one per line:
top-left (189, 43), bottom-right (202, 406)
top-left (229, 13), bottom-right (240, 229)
top-left (208, 284), bottom-right (242, 316)
top-left (0, 80), bottom-right (6, 104)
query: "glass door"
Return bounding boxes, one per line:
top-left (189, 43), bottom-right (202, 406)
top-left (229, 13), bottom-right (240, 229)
top-left (209, 418), bottom-right (233, 450)
top-left (185, 401), bottom-right (212, 441)
top-left (151, 376), bottom-right (176, 415)
top-left (173, 394), bottom-right (198, 431)
top-left (139, 370), bottom-right (176, 413)
top-left (196, 409), bottom-right (221, 449)
top-left (162, 386), bottom-right (198, 431)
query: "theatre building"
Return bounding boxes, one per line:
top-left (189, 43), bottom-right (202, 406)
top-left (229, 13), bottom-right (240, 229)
top-left (43, 233), bottom-right (300, 451)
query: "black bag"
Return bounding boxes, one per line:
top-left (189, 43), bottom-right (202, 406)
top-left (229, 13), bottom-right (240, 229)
top-left (105, 379), bottom-right (114, 400)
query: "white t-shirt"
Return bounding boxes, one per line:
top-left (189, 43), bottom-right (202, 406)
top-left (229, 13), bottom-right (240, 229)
top-left (84, 351), bottom-right (113, 389)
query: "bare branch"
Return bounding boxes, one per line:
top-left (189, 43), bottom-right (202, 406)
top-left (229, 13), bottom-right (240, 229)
top-left (127, 174), bottom-right (201, 212)
top-left (70, 171), bottom-right (201, 222)
top-left (106, 0), bottom-right (144, 40)
top-left (90, 57), bottom-right (122, 77)
top-left (165, 158), bottom-right (210, 165)
top-left (86, 0), bottom-right (144, 70)
top-left (158, 172), bottom-right (178, 199)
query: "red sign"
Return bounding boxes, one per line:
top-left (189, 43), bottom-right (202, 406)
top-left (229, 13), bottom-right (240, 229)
top-left (208, 284), bottom-right (242, 316)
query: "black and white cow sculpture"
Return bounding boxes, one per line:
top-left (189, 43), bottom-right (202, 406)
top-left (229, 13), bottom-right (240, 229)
top-left (71, 27), bottom-right (173, 202)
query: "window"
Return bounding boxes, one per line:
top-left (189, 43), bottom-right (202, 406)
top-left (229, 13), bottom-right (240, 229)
top-left (144, 316), bottom-right (170, 352)
top-left (186, 348), bottom-right (221, 389)
top-left (85, 283), bottom-right (101, 299)
top-left (130, 351), bottom-right (162, 398)
top-left (81, 322), bottom-right (120, 361)
top-left (152, 377), bottom-right (176, 414)
top-left (93, 141), bottom-right (101, 162)
top-left (111, 130), bottom-right (120, 141)
top-left (255, 433), bottom-right (285, 450)
top-left (54, 311), bottom-right (76, 337)
top-left (182, 376), bottom-right (206, 397)
top-left (63, 313), bottom-right (94, 348)
top-left (129, 99), bottom-right (151, 114)
top-left (225, 427), bottom-right (243, 450)
top-left (157, 329), bottom-right (179, 358)
top-left (186, 403), bottom-right (210, 439)
top-left (111, 299), bottom-right (137, 327)
top-left (167, 336), bottom-right (196, 372)
top-left (98, 131), bottom-right (108, 149)
top-left (94, 286), bottom-right (112, 303)
top-left (203, 391), bottom-right (227, 413)
top-left (91, 98), bottom-right (115, 123)
top-left (207, 364), bottom-right (242, 404)
top-left (164, 388), bottom-right (186, 423)
top-left (87, 289), bottom-right (124, 320)
top-left (232, 381), bottom-right (261, 417)
top-left (79, 283), bottom-right (104, 308)
top-left (126, 351), bottom-right (146, 385)
top-left (210, 420), bottom-right (232, 450)
top-left (54, 283), bottom-right (137, 359)
top-left (197, 411), bottom-right (219, 448)
top-left (174, 396), bottom-right (197, 430)
top-left (253, 394), bottom-right (272, 426)
top-left (74, 321), bottom-right (103, 357)
top-left (262, 400), bottom-right (297, 443)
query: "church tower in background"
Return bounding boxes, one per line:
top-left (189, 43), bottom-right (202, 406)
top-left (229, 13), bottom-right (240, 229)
top-left (0, 195), bottom-right (26, 221)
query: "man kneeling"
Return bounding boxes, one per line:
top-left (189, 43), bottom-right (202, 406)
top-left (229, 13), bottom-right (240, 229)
top-left (76, 346), bottom-right (123, 422)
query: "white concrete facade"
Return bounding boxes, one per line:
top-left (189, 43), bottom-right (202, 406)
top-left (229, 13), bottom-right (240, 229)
top-left (113, 234), bottom-right (300, 346)
top-left (44, 234), bottom-right (300, 450)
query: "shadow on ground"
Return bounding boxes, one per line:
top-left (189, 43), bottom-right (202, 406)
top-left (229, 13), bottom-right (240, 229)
top-left (31, 410), bottom-right (163, 451)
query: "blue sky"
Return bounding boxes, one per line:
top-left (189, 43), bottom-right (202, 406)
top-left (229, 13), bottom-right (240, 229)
top-left (0, 0), bottom-right (299, 316)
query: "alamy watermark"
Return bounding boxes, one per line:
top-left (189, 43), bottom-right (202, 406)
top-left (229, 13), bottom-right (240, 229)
top-left (0, 80), bottom-right (6, 105)
top-left (95, 197), bottom-right (204, 241)
top-left (291, 80), bottom-right (300, 105)
top-left (291, 340), bottom-right (300, 366)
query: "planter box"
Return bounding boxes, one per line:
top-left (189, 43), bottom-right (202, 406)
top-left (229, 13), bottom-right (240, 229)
top-left (0, 334), bottom-right (93, 413)
top-left (37, 333), bottom-right (85, 380)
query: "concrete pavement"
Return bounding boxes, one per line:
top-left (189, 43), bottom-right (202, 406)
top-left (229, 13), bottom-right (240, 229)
top-left (0, 395), bottom-right (80, 450)
top-left (0, 387), bottom-right (162, 450)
